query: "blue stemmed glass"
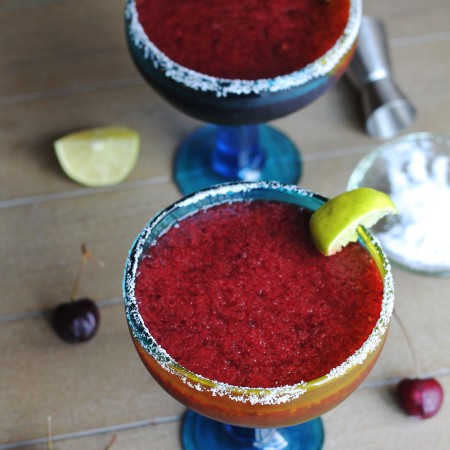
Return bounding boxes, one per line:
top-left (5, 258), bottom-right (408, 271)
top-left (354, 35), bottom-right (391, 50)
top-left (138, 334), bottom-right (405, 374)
top-left (125, 0), bottom-right (362, 195)
top-left (123, 181), bottom-right (394, 450)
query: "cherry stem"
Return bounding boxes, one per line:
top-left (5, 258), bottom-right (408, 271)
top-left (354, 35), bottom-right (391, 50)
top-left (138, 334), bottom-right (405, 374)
top-left (393, 309), bottom-right (420, 378)
top-left (106, 433), bottom-right (117, 450)
top-left (70, 244), bottom-right (104, 301)
top-left (47, 416), bottom-right (52, 450)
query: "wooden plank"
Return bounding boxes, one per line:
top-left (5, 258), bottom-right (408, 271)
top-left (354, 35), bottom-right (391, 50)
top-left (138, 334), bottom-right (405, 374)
top-left (365, 0), bottom-right (450, 40)
top-left (13, 420), bottom-right (181, 450)
top-left (0, 0), bottom-right (448, 97)
top-left (0, 304), bottom-right (184, 445)
top-left (324, 376), bottom-right (450, 450)
top-left (0, 39), bottom-right (449, 201)
top-left (0, 85), bottom-right (195, 201)
top-left (0, 0), bottom-right (133, 97)
top-left (1, 1), bottom-right (449, 449)
top-left (9, 377), bottom-right (450, 449)
top-left (0, 182), bottom-right (180, 316)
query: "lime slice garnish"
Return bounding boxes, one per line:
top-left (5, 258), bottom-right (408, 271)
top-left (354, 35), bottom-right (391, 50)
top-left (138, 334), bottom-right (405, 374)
top-left (54, 127), bottom-right (140, 187)
top-left (309, 188), bottom-right (398, 256)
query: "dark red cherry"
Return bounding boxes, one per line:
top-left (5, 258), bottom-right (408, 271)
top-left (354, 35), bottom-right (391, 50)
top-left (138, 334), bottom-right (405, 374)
top-left (396, 378), bottom-right (444, 419)
top-left (52, 297), bottom-right (100, 343)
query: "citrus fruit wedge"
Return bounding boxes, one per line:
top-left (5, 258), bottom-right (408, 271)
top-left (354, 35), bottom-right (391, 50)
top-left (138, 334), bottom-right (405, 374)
top-left (309, 188), bottom-right (398, 256)
top-left (54, 127), bottom-right (140, 187)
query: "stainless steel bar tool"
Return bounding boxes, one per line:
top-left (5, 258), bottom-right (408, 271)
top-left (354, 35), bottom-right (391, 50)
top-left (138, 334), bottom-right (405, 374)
top-left (347, 16), bottom-right (416, 139)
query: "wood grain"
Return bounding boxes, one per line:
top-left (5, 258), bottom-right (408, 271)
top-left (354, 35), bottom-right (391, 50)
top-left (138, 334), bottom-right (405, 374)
top-left (1, 0), bottom-right (449, 448)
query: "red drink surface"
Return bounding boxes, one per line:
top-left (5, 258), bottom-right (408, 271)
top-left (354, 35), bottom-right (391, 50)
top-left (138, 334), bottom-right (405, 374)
top-left (136, 0), bottom-right (350, 79)
top-left (135, 201), bottom-right (383, 388)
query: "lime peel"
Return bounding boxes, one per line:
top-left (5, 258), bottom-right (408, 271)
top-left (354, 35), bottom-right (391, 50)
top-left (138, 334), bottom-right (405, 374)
top-left (309, 188), bottom-right (398, 256)
top-left (54, 126), bottom-right (140, 187)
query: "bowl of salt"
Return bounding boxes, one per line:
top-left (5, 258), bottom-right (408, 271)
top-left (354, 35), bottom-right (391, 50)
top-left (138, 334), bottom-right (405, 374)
top-left (348, 132), bottom-right (450, 276)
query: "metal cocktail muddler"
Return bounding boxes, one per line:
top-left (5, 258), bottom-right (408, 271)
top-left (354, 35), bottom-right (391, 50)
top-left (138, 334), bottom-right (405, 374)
top-left (347, 16), bottom-right (416, 139)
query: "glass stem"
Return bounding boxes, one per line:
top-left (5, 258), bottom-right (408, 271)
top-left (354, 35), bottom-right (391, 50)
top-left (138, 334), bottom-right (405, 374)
top-left (212, 125), bottom-right (265, 181)
top-left (223, 424), bottom-right (288, 449)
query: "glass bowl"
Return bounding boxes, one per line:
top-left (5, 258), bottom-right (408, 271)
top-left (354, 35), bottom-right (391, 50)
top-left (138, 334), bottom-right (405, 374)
top-left (348, 132), bottom-right (450, 276)
top-left (123, 181), bottom-right (394, 429)
top-left (125, 0), bottom-right (361, 125)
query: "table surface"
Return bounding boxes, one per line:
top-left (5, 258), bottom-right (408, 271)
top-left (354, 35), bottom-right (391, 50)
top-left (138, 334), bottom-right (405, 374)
top-left (1, 1), bottom-right (449, 449)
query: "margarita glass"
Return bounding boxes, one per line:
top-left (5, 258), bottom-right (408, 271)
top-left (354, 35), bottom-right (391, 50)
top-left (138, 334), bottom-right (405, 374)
top-left (125, 0), bottom-right (362, 195)
top-left (123, 181), bottom-right (394, 450)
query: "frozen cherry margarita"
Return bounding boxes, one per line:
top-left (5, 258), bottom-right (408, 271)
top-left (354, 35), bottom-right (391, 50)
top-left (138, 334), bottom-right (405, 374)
top-left (136, 201), bottom-right (382, 388)
top-left (123, 182), bottom-right (394, 430)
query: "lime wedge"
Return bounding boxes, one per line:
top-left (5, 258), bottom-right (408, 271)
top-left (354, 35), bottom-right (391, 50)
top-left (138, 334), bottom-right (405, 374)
top-left (54, 127), bottom-right (140, 187)
top-left (309, 188), bottom-right (398, 256)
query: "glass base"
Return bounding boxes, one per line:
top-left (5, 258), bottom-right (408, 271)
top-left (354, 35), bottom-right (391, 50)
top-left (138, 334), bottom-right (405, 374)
top-left (181, 410), bottom-right (324, 450)
top-left (174, 124), bottom-right (302, 195)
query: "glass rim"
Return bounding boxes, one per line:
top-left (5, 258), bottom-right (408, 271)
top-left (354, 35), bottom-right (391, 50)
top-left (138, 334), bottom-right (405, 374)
top-left (123, 181), bottom-right (394, 406)
top-left (125, 0), bottom-right (362, 97)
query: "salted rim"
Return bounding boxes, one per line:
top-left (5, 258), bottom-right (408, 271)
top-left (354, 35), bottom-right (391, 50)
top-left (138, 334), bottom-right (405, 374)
top-left (125, 0), bottom-right (362, 97)
top-left (123, 181), bottom-right (394, 406)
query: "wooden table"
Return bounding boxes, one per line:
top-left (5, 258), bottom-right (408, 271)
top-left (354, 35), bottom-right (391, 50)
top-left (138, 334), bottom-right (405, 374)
top-left (1, 1), bottom-right (449, 449)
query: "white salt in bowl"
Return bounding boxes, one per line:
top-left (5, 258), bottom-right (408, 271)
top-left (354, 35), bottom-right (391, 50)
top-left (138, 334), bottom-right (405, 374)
top-left (348, 132), bottom-right (450, 277)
